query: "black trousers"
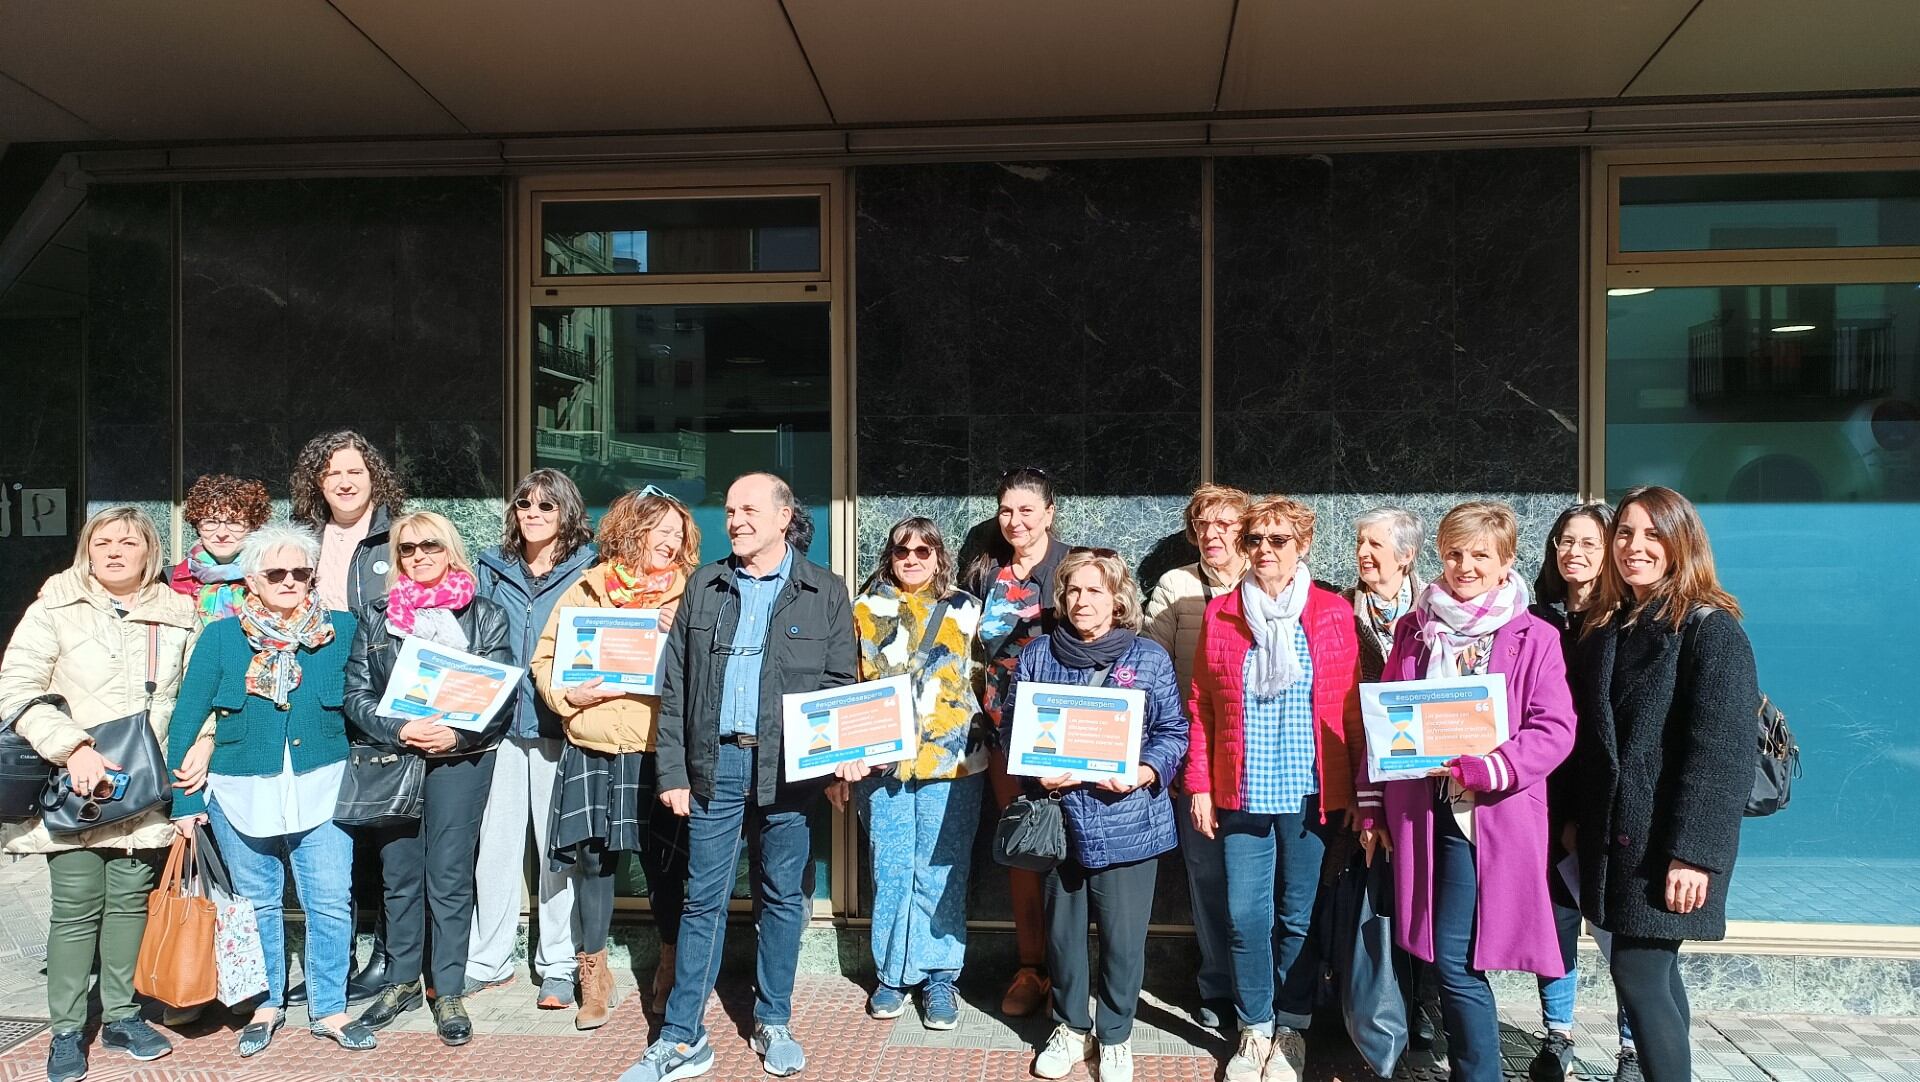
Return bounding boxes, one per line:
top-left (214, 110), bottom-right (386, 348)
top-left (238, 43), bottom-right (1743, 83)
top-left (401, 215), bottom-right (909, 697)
top-left (1044, 856), bottom-right (1158, 1045)
top-left (375, 750), bottom-right (496, 994)
top-left (1610, 935), bottom-right (1689, 1082)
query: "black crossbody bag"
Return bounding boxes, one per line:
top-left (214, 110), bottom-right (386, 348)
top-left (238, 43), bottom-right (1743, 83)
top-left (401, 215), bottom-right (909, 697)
top-left (39, 624), bottom-right (174, 836)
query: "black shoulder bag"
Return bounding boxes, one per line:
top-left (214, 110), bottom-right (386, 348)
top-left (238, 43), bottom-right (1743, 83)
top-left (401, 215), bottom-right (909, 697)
top-left (0, 694), bottom-right (59, 823)
top-left (1682, 608), bottom-right (1799, 818)
top-left (39, 623), bottom-right (174, 836)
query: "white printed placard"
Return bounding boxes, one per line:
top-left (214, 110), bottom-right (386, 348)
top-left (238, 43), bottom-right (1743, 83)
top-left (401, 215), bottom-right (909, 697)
top-left (375, 638), bottom-right (524, 733)
top-left (781, 676), bottom-right (915, 782)
top-left (1360, 672), bottom-right (1509, 783)
top-left (555, 607), bottom-right (665, 692)
top-left (1006, 682), bottom-right (1144, 784)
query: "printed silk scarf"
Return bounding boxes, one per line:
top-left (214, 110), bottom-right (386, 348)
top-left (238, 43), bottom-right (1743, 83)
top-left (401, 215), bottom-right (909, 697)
top-left (239, 593), bottom-right (335, 707)
top-left (605, 562), bottom-right (679, 609)
top-left (1241, 564), bottom-right (1312, 697)
top-left (1414, 575), bottom-right (1530, 679)
top-left (386, 568), bottom-right (477, 636)
top-left (186, 543), bottom-right (248, 623)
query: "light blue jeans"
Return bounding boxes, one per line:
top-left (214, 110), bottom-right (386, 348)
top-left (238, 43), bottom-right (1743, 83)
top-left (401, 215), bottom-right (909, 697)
top-left (857, 772), bottom-right (985, 989)
top-left (207, 798), bottom-right (355, 1018)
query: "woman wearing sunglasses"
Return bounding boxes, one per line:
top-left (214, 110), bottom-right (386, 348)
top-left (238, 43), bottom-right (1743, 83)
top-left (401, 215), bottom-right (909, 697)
top-left (827, 517), bottom-right (987, 1030)
top-left (343, 512), bottom-right (513, 1047)
top-left (1005, 547), bottom-right (1187, 1082)
top-left (466, 471), bottom-right (599, 1012)
top-left (164, 523), bottom-right (370, 1058)
top-left (1185, 496), bottom-right (1363, 1082)
top-left (531, 489), bottom-right (699, 1030)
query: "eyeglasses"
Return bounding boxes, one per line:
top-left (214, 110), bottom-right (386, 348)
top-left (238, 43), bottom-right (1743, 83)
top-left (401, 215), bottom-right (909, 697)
top-left (396, 539), bottom-right (446, 558)
top-left (1553, 537), bottom-right (1603, 554)
top-left (890, 544), bottom-right (935, 561)
top-left (195, 518), bottom-right (249, 533)
top-left (1068, 546), bottom-right (1119, 558)
top-left (1194, 518), bottom-right (1242, 533)
top-left (259, 567), bottom-right (315, 585)
top-left (1242, 533), bottom-right (1295, 551)
top-left (514, 497), bottom-right (558, 513)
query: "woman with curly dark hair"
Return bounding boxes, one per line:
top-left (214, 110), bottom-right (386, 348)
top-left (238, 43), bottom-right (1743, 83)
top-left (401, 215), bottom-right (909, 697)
top-left (466, 470), bottom-right (601, 1010)
top-left (169, 473), bottom-right (273, 625)
top-left (290, 430), bottom-right (408, 616)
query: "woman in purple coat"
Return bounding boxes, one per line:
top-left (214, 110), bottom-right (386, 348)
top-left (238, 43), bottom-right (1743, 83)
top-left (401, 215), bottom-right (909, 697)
top-left (1354, 501), bottom-right (1576, 1082)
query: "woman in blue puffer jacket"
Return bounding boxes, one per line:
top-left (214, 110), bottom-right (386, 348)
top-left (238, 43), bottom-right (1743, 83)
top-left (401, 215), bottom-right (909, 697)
top-left (1002, 546), bottom-right (1188, 1082)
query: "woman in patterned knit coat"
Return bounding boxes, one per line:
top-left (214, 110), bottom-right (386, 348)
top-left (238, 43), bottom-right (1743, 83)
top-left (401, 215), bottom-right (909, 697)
top-left (830, 516), bottom-right (988, 1031)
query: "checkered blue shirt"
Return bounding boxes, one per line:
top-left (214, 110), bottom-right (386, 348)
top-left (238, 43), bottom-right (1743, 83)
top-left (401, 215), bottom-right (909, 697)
top-left (1239, 633), bottom-right (1318, 814)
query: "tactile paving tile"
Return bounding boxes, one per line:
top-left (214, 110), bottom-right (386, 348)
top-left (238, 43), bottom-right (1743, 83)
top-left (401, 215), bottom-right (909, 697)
top-left (0, 1021), bottom-right (44, 1056)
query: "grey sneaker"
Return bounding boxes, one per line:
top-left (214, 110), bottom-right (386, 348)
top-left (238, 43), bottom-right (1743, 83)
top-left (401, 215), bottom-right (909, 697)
top-left (751, 1023), bottom-right (806, 1077)
top-left (1614, 1045), bottom-right (1644, 1082)
top-left (537, 974), bottom-right (576, 1009)
top-left (617, 1036), bottom-right (715, 1082)
top-left (46, 1029), bottom-right (85, 1082)
top-left (1262, 1027), bottom-right (1305, 1082)
top-left (100, 1017), bottom-right (172, 1061)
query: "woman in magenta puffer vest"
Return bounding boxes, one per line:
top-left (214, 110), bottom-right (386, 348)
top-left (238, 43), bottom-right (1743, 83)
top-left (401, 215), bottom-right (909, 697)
top-left (1185, 495), bottom-right (1361, 1082)
top-left (1354, 501), bottom-right (1575, 1082)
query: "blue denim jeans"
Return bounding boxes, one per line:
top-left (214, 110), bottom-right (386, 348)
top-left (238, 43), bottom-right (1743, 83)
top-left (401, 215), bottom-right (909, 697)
top-left (1175, 792), bottom-right (1233, 1004)
top-left (1432, 811), bottom-right (1500, 1082)
top-left (1220, 796), bottom-right (1326, 1033)
top-left (207, 797), bottom-right (355, 1018)
top-left (662, 742), bottom-right (814, 1044)
top-left (858, 772), bottom-right (984, 989)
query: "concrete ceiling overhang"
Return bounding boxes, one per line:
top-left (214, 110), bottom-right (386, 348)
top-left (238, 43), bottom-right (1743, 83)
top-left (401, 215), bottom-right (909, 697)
top-left (2, 0), bottom-right (1918, 146)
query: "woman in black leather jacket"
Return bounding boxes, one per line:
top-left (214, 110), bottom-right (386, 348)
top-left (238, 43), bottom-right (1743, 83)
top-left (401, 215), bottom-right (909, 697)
top-left (342, 511), bottom-right (513, 1047)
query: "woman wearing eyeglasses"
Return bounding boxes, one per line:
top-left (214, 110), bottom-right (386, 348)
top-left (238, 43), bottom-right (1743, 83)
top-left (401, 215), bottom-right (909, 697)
top-left (169, 474), bottom-right (273, 625)
top-left (466, 471), bottom-right (599, 1012)
top-left (1005, 547), bottom-right (1186, 1082)
top-left (531, 489), bottom-right (699, 1030)
top-left (1186, 496), bottom-right (1362, 1082)
top-left (963, 465), bottom-right (1071, 1017)
top-left (827, 517), bottom-right (987, 1030)
top-left (1528, 502), bottom-right (1637, 1082)
top-left (164, 522), bottom-right (369, 1058)
top-left (343, 512), bottom-right (513, 1047)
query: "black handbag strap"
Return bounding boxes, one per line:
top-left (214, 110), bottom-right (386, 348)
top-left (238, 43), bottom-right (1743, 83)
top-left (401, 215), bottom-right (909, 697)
top-left (909, 598), bottom-right (953, 671)
top-left (1, 693), bottom-right (69, 736)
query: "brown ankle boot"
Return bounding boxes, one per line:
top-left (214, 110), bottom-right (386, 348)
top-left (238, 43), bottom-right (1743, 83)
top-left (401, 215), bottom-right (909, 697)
top-left (651, 943), bottom-right (677, 1007)
top-left (575, 950), bottom-right (612, 1030)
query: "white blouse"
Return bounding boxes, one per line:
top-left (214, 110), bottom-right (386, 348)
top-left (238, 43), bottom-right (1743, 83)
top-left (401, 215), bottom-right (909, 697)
top-left (208, 745), bottom-right (345, 838)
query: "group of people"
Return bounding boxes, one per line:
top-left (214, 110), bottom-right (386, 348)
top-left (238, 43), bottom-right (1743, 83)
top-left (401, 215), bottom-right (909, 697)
top-left (0, 436), bottom-right (1760, 1082)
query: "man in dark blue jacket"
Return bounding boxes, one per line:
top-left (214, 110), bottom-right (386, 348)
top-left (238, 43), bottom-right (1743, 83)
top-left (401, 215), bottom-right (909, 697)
top-left (620, 472), bottom-right (856, 1082)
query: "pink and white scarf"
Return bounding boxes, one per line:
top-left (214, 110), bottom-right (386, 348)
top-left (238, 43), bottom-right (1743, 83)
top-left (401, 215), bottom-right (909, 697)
top-left (386, 568), bottom-right (476, 636)
top-left (1414, 575), bottom-right (1530, 679)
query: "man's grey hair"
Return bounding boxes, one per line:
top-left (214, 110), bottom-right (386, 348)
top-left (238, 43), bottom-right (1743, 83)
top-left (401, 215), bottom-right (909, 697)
top-left (1354, 507), bottom-right (1424, 566)
top-left (735, 471), bottom-right (796, 511)
top-left (238, 523), bottom-right (322, 578)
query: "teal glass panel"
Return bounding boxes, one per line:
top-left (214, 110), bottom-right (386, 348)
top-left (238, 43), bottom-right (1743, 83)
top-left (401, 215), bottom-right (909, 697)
top-left (1619, 170), bottom-right (1920, 252)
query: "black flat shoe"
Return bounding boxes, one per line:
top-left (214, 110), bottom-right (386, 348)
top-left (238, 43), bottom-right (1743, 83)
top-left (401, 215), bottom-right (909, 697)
top-left (311, 1020), bottom-right (378, 1051)
top-left (285, 980), bottom-right (309, 1007)
top-left (346, 952), bottom-right (391, 1005)
top-left (237, 1011), bottom-right (285, 1058)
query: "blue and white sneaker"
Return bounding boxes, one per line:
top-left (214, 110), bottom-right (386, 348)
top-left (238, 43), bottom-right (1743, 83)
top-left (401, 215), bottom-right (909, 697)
top-left (751, 1023), bottom-right (807, 1077)
top-left (616, 1036), bottom-right (714, 1082)
top-left (921, 980), bottom-right (960, 1030)
top-left (868, 984), bottom-right (908, 1019)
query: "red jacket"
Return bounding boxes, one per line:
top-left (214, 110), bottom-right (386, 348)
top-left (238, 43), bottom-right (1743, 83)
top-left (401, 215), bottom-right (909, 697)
top-left (1185, 582), bottom-right (1364, 820)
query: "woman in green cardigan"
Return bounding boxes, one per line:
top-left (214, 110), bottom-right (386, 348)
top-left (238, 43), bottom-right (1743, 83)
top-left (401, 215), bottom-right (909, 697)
top-left (168, 523), bottom-right (375, 1057)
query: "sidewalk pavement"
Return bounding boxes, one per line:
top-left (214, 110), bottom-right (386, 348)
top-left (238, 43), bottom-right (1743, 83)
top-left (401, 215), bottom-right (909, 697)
top-left (4, 857), bottom-right (1920, 1080)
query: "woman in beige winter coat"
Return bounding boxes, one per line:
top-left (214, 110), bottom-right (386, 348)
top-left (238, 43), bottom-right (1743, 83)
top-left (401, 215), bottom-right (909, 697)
top-left (0, 506), bottom-right (198, 1082)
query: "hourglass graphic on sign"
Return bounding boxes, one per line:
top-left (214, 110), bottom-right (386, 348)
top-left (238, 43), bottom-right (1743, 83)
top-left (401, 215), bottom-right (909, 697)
top-left (569, 626), bottom-right (596, 673)
top-left (1387, 705), bottom-right (1418, 756)
top-left (806, 709), bottom-right (833, 755)
top-left (404, 659), bottom-right (442, 707)
top-left (1033, 706), bottom-right (1061, 755)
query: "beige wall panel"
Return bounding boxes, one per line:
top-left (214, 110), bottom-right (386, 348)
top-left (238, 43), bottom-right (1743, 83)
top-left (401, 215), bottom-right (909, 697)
top-left (1628, 0), bottom-right (1920, 97)
top-left (0, 75), bottom-right (100, 141)
top-left (0, 0), bottom-right (460, 140)
top-left (785, 0), bottom-right (1233, 124)
top-left (1218, 0), bottom-right (1695, 111)
top-left (334, 0), bottom-right (832, 133)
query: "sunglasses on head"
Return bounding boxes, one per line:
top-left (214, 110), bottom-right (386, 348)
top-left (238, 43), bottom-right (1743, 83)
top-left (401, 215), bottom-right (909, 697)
top-left (1068, 546), bottom-right (1120, 558)
top-left (1241, 533), bottom-right (1295, 550)
top-left (638, 484), bottom-right (683, 505)
top-left (514, 497), bottom-right (557, 513)
top-left (1000, 465), bottom-right (1050, 481)
top-left (396, 539), bottom-right (445, 559)
top-left (890, 544), bottom-right (935, 561)
top-left (259, 567), bottom-right (314, 585)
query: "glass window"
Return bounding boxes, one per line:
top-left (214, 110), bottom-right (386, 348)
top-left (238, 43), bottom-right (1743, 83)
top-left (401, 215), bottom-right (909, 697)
top-left (541, 196), bottom-right (821, 277)
top-left (1618, 168), bottom-right (1920, 253)
top-left (1605, 281), bottom-right (1920, 924)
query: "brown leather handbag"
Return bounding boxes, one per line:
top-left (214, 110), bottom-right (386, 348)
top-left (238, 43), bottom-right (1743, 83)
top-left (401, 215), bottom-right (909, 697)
top-left (133, 833), bottom-right (218, 1007)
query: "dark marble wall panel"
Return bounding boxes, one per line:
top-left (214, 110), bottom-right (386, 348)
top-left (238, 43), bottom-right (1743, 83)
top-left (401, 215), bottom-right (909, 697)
top-left (178, 177), bottom-right (507, 506)
top-left (0, 318), bottom-right (84, 631)
top-left (855, 158), bottom-right (1203, 578)
top-left (85, 185), bottom-right (175, 508)
top-left (1214, 149), bottom-right (1582, 585)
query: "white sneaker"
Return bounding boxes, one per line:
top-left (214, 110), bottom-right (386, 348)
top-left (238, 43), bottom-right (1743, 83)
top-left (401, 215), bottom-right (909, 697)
top-left (1097, 1039), bottom-right (1133, 1082)
top-left (1032, 1024), bottom-right (1091, 1079)
top-left (1226, 1027), bottom-right (1273, 1082)
top-left (1262, 1027), bottom-right (1306, 1082)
